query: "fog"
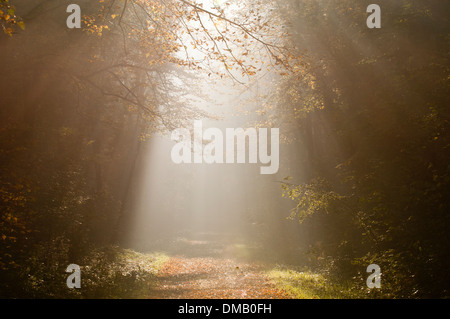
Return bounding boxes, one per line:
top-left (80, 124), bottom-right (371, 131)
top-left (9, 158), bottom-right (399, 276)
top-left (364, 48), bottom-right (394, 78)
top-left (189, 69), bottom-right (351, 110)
top-left (125, 77), bottom-right (304, 262)
top-left (3, 0), bottom-right (448, 299)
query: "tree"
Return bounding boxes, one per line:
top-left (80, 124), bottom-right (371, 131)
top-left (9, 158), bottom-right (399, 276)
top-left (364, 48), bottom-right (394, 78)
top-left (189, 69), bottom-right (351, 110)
top-left (273, 0), bottom-right (450, 297)
top-left (0, 0), bottom-right (297, 297)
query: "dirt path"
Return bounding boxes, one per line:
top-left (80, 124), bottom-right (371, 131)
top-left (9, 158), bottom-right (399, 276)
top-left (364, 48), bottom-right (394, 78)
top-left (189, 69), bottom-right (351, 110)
top-left (143, 233), bottom-right (291, 299)
top-left (147, 256), bottom-right (289, 299)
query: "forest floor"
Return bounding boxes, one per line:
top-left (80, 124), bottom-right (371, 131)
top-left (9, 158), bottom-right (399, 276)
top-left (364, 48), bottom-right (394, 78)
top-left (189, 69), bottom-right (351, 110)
top-left (147, 256), bottom-right (290, 299)
top-left (142, 232), bottom-right (291, 299)
top-left (67, 231), bottom-right (359, 298)
top-left (135, 231), bottom-right (350, 299)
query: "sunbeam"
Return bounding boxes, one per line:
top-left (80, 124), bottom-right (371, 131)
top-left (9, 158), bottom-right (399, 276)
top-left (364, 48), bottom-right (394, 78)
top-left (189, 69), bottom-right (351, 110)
top-left (1, 0), bottom-right (449, 302)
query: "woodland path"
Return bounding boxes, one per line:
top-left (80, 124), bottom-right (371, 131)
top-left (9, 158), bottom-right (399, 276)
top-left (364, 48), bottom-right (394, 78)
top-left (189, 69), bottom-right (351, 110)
top-left (143, 232), bottom-right (291, 299)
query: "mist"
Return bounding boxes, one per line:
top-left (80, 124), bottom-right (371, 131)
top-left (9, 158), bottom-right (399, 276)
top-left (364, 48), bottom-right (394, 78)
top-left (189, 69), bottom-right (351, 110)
top-left (1, 0), bottom-right (449, 299)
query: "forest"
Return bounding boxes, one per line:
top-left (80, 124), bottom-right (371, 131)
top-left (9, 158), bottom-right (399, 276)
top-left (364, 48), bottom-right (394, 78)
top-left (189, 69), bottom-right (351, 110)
top-left (0, 0), bottom-right (449, 299)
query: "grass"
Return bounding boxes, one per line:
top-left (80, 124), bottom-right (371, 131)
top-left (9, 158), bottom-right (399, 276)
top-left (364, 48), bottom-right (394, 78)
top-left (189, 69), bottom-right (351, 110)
top-left (267, 266), bottom-right (359, 299)
top-left (117, 249), bottom-right (169, 273)
top-left (73, 247), bottom-right (170, 298)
